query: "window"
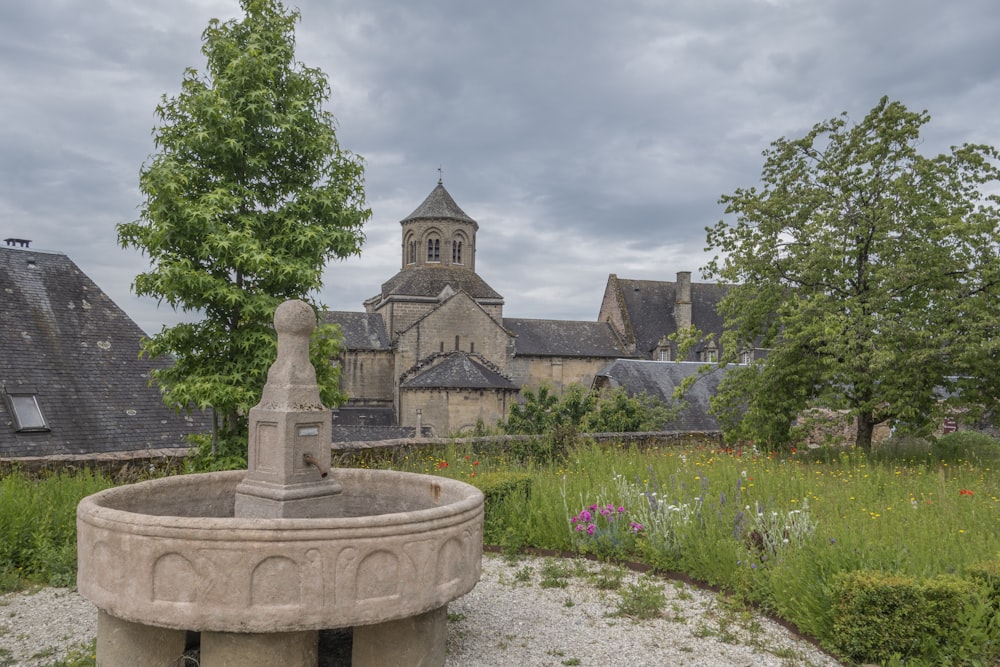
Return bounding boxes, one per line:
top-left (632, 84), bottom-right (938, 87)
top-left (407, 240), bottom-right (417, 264)
top-left (452, 240), bottom-right (463, 264)
top-left (427, 238), bottom-right (440, 262)
top-left (703, 342), bottom-right (718, 363)
top-left (3, 389), bottom-right (49, 432)
top-left (657, 347), bottom-right (670, 362)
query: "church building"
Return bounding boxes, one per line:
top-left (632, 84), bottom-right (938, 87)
top-left (325, 179), bottom-right (733, 437)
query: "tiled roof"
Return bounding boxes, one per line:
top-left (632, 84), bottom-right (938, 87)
top-left (504, 318), bottom-right (631, 358)
top-left (401, 182), bottom-right (477, 226)
top-left (375, 266), bottom-right (503, 301)
top-left (0, 248), bottom-right (211, 458)
top-left (594, 360), bottom-right (729, 432)
top-left (321, 311), bottom-right (390, 350)
top-left (616, 278), bottom-right (729, 358)
top-left (401, 353), bottom-right (518, 390)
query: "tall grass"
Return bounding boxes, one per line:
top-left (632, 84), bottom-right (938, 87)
top-left (0, 470), bottom-right (114, 591)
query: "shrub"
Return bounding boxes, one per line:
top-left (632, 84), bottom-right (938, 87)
top-left (472, 472), bottom-right (532, 543)
top-left (830, 570), bottom-right (974, 664)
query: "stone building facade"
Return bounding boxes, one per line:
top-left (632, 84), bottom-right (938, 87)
top-left (326, 180), bottom-right (731, 436)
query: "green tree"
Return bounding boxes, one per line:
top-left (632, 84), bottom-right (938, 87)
top-left (504, 384), bottom-right (677, 435)
top-left (117, 0), bottom-right (370, 456)
top-left (705, 97), bottom-right (1000, 451)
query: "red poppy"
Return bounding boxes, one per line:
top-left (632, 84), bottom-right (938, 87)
top-left (959, 489), bottom-right (974, 496)
top-left (437, 461), bottom-right (449, 469)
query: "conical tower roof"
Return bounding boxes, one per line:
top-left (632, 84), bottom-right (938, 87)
top-left (401, 180), bottom-right (477, 226)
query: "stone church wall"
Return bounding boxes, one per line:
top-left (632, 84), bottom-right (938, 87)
top-left (379, 301), bottom-right (437, 339)
top-left (394, 295), bottom-right (514, 383)
top-left (509, 356), bottom-right (615, 395)
top-left (400, 387), bottom-right (512, 434)
top-left (338, 349), bottom-right (395, 405)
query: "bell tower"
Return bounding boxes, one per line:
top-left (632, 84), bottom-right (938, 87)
top-left (400, 177), bottom-right (478, 272)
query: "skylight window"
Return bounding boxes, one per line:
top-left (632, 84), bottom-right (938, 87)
top-left (3, 389), bottom-right (49, 432)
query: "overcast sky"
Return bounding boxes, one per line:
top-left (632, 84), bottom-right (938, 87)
top-left (3, 0), bottom-right (999, 334)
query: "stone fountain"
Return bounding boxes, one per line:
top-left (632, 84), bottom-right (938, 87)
top-left (77, 300), bottom-right (484, 666)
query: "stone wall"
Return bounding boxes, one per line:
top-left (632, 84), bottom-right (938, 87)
top-left (338, 349), bottom-right (395, 405)
top-left (393, 295), bottom-right (515, 388)
top-left (508, 356), bottom-right (615, 395)
top-left (399, 387), bottom-right (515, 434)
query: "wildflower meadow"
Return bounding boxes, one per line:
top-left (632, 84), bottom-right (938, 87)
top-left (413, 432), bottom-right (1000, 665)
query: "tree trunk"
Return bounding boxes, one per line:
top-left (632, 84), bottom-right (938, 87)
top-left (855, 411), bottom-right (875, 452)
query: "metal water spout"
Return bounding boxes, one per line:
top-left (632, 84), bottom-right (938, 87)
top-left (234, 299), bottom-right (342, 518)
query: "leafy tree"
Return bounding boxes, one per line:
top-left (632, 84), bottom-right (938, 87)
top-left (705, 97), bottom-right (1000, 451)
top-left (117, 0), bottom-right (370, 456)
top-left (580, 388), bottom-right (677, 433)
top-left (504, 384), bottom-right (677, 435)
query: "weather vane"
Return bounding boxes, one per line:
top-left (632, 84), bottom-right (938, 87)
top-left (437, 165), bottom-right (443, 185)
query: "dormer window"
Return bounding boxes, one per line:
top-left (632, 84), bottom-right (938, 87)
top-left (427, 238), bottom-right (440, 262)
top-left (452, 240), bottom-right (463, 265)
top-left (3, 388), bottom-right (49, 432)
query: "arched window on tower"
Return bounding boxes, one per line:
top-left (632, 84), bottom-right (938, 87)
top-left (427, 237), bottom-right (440, 262)
top-left (452, 239), bottom-right (463, 265)
top-left (408, 240), bottom-right (417, 264)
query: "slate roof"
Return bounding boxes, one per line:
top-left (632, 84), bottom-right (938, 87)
top-left (401, 181), bottom-right (478, 226)
top-left (401, 352), bottom-right (518, 390)
top-left (0, 247), bottom-right (211, 458)
top-left (615, 277), bottom-right (729, 358)
top-left (594, 360), bottom-right (729, 432)
top-left (333, 425), bottom-right (421, 442)
top-left (503, 318), bottom-right (631, 358)
top-left (374, 265), bottom-right (503, 302)
top-left (321, 311), bottom-right (390, 350)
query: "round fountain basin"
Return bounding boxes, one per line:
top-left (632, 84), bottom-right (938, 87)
top-left (77, 469), bottom-right (483, 633)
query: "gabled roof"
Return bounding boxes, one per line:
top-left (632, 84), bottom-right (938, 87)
top-left (321, 311), bottom-right (390, 350)
top-left (401, 352), bottom-right (518, 390)
top-left (615, 277), bottom-right (729, 358)
top-left (503, 318), bottom-right (631, 358)
top-left (401, 181), bottom-right (478, 226)
top-left (373, 266), bottom-right (503, 302)
top-left (594, 360), bottom-right (729, 432)
top-left (0, 248), bottom-right (210, 458)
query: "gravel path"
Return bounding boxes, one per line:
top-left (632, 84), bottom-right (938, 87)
top-left (0, 553), bottom-right (842, 667)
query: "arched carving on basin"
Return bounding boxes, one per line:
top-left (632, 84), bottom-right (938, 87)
top-left (251, 556), bottom-right (301, 607)
top-left (356, 550), bottom-right (400, 602)
top-left (153, 553), bottom-right (197, 603)
top-left (436, 537), bottom-right (464, 589)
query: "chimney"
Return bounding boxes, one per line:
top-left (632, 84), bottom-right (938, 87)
top-left (4, 238), bottom-right (31, 248)
top-left (675, 271), bottom-right (692, 330)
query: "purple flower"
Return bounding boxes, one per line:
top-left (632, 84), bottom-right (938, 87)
top-left (617, 506), bottom-right (626, 514)
top-left (629, 522), bottom-right (643, 533)
top-left (578, 510), bottom-right (592, 522)
top-left (586, 524), bottom-right (596, 536)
